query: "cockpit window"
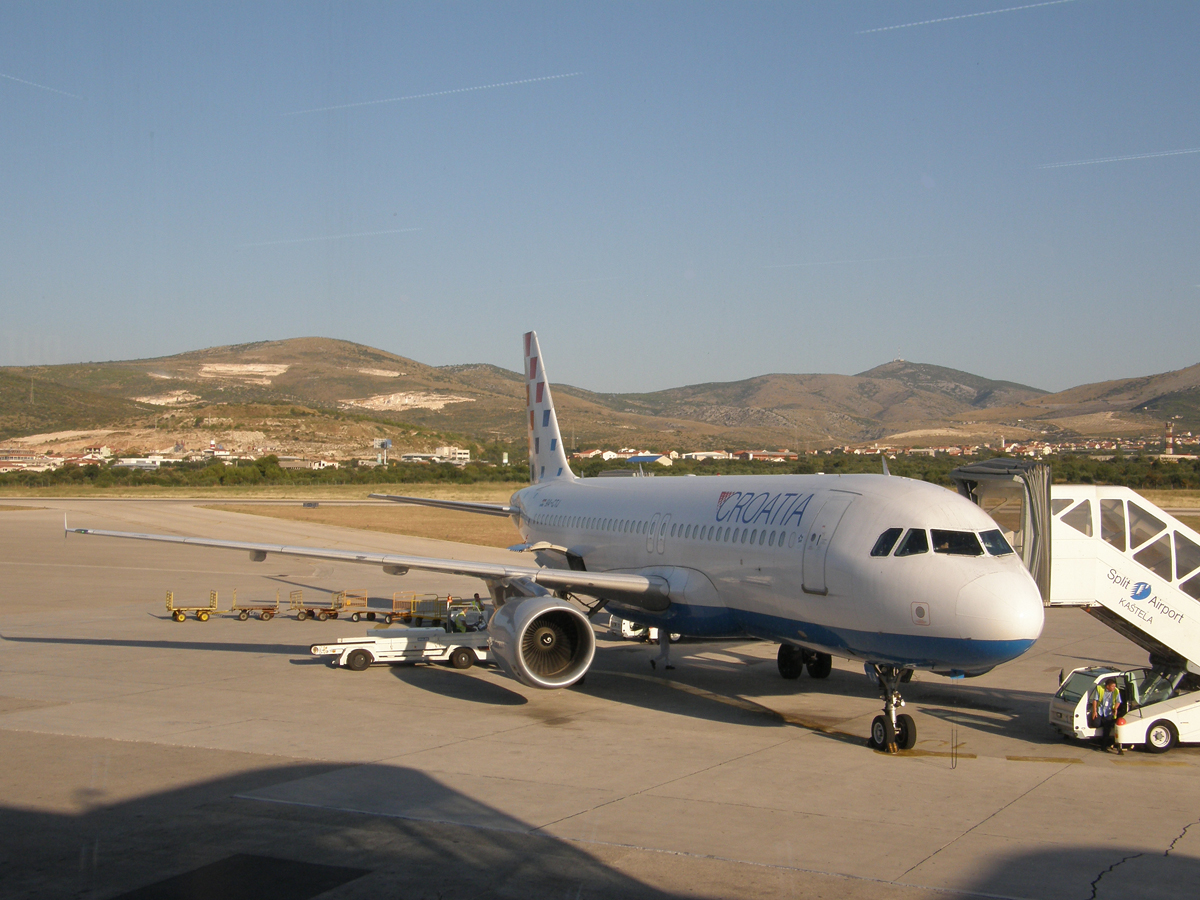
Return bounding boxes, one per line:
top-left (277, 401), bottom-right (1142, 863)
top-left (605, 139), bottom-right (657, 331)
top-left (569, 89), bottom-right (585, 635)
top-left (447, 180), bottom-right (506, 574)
top-left (895, 529), bottom-right (928, 557)
top-left (870, 528), bottom-right (903, 557)
top-left (980, 529), bottom-right (1014, 556)
top-left (931, 530), bottom-right (984, 556)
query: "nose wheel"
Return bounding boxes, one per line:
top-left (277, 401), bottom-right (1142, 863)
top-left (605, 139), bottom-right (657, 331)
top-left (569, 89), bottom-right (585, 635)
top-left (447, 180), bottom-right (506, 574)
top-left (868, 665), bottom-right (916, 752)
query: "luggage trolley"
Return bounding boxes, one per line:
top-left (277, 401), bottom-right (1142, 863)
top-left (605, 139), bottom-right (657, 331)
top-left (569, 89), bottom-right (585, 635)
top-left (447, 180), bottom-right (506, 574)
top-left (333, 589), bottom-right (376, 623)
top-left (229, 588), bottom-right (279, 621)
top-left (166, 590), bottom-right (219, 622)
top-left (289, 589), bottom-right (342, 622)
top-left (387, 592), bottom-right (445, 625)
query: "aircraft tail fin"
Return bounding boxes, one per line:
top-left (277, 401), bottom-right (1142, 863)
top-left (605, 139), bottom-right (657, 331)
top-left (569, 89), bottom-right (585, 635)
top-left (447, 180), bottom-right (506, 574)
top-left (524, 331), bottom-right (576, 484)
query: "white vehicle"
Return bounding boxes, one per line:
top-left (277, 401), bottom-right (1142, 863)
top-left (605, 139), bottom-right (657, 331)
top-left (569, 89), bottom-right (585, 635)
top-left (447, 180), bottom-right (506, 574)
top-left (1050, 665), bottom-right (1200, 753)
top-left (310, 627), bottom-right (491, 671)
top-left (607, 615), bottom-right (679, 643)
top-left (70, 331), bottom-right (1045, 750)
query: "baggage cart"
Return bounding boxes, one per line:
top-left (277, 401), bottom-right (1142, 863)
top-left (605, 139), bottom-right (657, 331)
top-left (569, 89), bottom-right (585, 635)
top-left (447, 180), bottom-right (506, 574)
top-left (333, 589), bottom-right (376, 623)
top-left (229, 588), bottom-right (279, 621)
top-left (289, 589), bottom-right (342, 622)
top-left (387, 592), bottom-right (445, 625)
top-left (166, 590), bottom-right (219, 622)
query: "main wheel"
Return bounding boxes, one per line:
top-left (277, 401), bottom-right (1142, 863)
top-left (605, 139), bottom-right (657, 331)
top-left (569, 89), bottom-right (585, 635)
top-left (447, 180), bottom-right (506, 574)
top-left (346, 649), bottom-right (371, 671)
top-left (777, 644), bottom-right (804, 680)
top-left (317, 611), bottom-right (329, 622)
top-left (450, 648), bottom-right (474, 670)
top-left (895, 713), bottom-right (917, 750)
top-left (806, 652), bottom-right (832, 679)
top-left (870, 715), bottom-right (893, 750)
top-left (1145, 720), bottom-right (1177, 754)
top-left (238, 610), bottom-right (249, 621)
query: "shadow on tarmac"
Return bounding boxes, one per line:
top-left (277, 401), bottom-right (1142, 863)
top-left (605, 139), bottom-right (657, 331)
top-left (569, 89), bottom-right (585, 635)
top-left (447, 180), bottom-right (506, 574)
top-left (965, 842), bottom-right (1200, 900)
top-left (390, 664), bottom-right (529, 706)
top-left (0, 759), bottom-right (682, 900)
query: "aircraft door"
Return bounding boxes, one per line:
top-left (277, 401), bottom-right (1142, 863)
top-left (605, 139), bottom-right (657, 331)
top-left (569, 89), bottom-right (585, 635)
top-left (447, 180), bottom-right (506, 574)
top-left (657, 515), bottom-right (671, 554)
top-left (802, 494), bottom-right (855, 595)
top-left (647, 514), bottom-right (661, 554)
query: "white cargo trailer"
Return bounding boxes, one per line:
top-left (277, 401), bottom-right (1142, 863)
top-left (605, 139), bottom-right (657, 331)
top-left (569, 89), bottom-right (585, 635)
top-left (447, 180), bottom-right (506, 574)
top-left (310, 627), bottom-right (491, 671)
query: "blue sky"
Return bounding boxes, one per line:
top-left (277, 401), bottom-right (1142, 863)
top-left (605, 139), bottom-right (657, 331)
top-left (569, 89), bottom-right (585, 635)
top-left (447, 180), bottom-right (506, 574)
top-left (2, 1), bottom-right (1197, 393)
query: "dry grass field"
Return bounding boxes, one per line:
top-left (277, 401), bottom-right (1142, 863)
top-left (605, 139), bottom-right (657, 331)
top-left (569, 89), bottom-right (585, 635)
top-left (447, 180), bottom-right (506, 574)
top-left (205, 502), bottom-right (521, 548)
top-left (0, 482), bottom-right (525, 501)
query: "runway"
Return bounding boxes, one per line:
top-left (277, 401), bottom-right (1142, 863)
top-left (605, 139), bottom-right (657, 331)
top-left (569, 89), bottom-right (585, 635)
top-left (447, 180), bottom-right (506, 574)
top-left (1, 500), bottom-right (1197, 899)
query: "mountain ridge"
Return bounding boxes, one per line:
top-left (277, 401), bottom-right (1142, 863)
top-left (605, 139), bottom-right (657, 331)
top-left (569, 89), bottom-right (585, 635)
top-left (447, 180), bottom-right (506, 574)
top-left (4, 337), bottom-right (1199, 452)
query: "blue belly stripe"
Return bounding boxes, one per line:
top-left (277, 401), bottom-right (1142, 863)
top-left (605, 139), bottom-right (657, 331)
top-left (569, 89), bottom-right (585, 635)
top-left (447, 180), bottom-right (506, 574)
top-left (604, 602), bottom-right (1035, 673)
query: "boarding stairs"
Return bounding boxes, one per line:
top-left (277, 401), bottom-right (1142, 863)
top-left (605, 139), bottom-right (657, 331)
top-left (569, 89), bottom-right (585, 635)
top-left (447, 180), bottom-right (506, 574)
top-left (1048, 485), bottom-right (1200, 673)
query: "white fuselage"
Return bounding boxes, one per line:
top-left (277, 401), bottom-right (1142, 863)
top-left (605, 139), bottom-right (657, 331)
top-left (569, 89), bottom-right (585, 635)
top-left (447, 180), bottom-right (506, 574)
top-left (509, 472), bottom-right (1044, 675)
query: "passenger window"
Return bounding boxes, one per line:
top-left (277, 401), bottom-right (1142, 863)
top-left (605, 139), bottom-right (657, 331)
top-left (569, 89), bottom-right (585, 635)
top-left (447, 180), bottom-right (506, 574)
top-left (1134, 534), bottom-right (1172, 580)
top-left (1175, 532), bottom-right (1200, 581)
top-left (1062, 501), bottom-right (1093, 537)
top-left (768, 531), bottom-right (776, 547)
top-left (1100, 499), bottom-right (1126, 552)
top-left (895, 529), bottom-right (929, 557)
top-left (1128, 502), bottom-right (1166, 550)
top-left (931, 530), bottom-right (984, 556)
top-left (980, 529), bottom-right (1014, 556)
top-left (870, 528), bottom-right (903, 557)
top-left (1051, 498), bottom-right (1073, 515)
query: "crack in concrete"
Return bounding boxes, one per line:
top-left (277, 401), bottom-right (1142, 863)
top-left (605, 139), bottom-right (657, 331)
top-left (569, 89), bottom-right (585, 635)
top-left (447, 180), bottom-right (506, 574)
top-left (1164, 818), bottom-right (1200, 857)
top-left (1086, 817), bottom-right (1200, 898)
top-left (1086, 850), bottom-right (1143, 900)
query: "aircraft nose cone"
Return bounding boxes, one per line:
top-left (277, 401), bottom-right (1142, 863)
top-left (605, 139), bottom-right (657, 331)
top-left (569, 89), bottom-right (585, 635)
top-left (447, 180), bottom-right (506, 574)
top-left (955, 570), bottom-right (1045, 644)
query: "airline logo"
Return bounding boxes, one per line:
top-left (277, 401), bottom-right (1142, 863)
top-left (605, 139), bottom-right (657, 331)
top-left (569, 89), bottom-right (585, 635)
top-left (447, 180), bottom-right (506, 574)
top-left (715, 491), bottom-right (813, 527)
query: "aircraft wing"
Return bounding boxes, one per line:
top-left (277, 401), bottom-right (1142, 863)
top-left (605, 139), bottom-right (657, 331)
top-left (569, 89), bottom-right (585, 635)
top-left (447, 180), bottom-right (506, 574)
top-left (368, 493), bottom-right (515, 517)
top-left (65, 526), bottom-right (668, 605)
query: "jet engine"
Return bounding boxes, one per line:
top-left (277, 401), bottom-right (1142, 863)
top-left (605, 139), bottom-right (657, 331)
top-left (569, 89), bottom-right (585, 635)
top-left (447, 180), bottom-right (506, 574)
top-left (488, 596), bottom-right (595, 689)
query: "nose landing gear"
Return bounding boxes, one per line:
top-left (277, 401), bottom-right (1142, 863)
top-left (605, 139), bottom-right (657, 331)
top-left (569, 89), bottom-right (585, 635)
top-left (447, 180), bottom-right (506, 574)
top-left (868, 664), bottom-right (916, 752)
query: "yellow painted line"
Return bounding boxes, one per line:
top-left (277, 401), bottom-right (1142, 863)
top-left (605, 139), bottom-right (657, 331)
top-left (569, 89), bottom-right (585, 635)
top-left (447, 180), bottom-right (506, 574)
top-left (1006, 755), bottom-right (1083, 764)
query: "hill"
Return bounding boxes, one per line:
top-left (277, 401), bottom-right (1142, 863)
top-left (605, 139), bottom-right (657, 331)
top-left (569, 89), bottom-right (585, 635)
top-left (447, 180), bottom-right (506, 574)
top-left (3, 338), bottom-right (1200, 456)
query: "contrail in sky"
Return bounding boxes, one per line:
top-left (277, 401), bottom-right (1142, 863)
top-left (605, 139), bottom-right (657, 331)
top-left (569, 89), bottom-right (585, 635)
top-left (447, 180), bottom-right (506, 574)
top-left (858, 0), bottom-right (1080, 34)
top-left (284, 72), bottom-right (582, 116)
top-left (0, 70), bottom-right (81, 99)
top-left (762, 254), bottom-right (932, 269)
top-left (1038, 147), bottom-right (1200, 168)
top-left (243, 228), bottom-right (421, 248)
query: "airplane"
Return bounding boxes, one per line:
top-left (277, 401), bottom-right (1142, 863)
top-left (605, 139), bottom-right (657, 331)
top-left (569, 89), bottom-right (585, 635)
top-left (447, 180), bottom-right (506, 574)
top-left (69, 331), bottom-right (1045, 751)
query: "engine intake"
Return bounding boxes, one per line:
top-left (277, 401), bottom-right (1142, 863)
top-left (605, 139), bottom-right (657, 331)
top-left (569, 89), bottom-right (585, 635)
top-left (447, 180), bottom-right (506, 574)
top-left (488, 597), bottom-right (595, 688)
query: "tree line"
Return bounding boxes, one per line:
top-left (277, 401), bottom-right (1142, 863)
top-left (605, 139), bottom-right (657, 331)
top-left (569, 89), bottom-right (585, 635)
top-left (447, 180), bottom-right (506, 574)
top-left (4, 451), bottom-right (1200, 490)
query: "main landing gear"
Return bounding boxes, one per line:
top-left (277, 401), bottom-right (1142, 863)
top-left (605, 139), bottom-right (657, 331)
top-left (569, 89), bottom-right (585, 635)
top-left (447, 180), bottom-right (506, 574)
top-left (777, 644), bottom-right (832, 680)
top-left (868, 664), bottom-right (916, 753)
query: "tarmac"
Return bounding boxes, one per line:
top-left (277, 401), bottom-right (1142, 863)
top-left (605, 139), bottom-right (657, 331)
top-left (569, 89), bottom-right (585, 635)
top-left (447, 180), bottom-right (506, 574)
top-left (1, 499), bottom-right (1197, 900)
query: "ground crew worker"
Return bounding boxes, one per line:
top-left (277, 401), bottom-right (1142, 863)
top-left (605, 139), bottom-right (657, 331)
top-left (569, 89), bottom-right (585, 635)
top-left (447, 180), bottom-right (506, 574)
top-left (649, 627), bottom-right (674, 671)
top-left (1091, 678), bottom-right (1124, 754)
